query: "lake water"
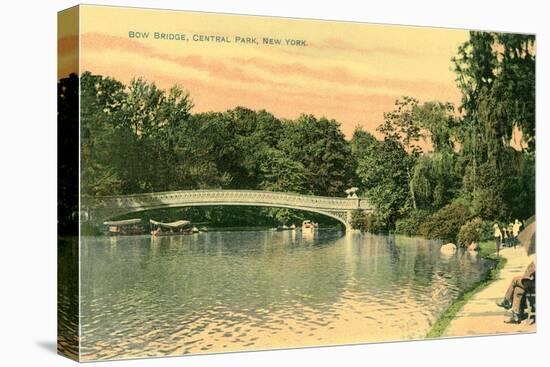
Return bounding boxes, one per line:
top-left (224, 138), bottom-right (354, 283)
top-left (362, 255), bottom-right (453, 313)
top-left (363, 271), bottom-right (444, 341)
top-left (59, 230), bottom-right (492, 361)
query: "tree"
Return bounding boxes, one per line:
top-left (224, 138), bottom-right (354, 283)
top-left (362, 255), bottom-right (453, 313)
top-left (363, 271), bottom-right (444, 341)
top-left (258, 148), bottom-right (308, 193)
top-left (455, 32), bottom-right (535, 153)
top-left (453, 32), bottom-right (536, 221)
top-left (377, 96), bottom-right (423, 209)
top-left (352, 129), bottom-right (410, 227)
top-left (409, 101), bottom-right (461, 211)
top-left (116, 78), bottom-right (193, 193)
top-left (411, 153), bottom-right (460, 211)
top-left (58, 73), bottom-right (80, 234)
top-left (147, 85), bottom-right (194, 191)
top-left (279, 115), bottom-right (354, 197)
top-left (80, 72), bottom-right (126, 196)
top-left (414, 101), bottom-right (457, 152)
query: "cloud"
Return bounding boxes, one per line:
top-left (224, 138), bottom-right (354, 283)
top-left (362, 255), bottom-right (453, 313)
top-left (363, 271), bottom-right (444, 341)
top-left (81, 32), bottom-right (457, 101)
top-left (58, 35), bottom-right (78, 55)
top-left (82, 33), bottom-right (291, 89)
top-left (229, 56), bottom-right (458, 100)
top-left (317, 37), bottom-right (418, 57)
top-left (79, 31), bottom-right (461, 138)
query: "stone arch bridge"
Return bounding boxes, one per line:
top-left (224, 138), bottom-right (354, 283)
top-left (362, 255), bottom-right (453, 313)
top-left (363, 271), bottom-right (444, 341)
top-left (81, 190), bottom-right (373, 231)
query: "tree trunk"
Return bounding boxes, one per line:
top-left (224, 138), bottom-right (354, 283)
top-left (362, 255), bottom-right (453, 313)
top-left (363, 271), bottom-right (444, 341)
top-left (406, 165), bottom-right (417, 210)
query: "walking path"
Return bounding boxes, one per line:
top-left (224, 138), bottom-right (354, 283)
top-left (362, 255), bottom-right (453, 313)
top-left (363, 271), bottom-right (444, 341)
top-left (444, 247), bottom-right (536, 337)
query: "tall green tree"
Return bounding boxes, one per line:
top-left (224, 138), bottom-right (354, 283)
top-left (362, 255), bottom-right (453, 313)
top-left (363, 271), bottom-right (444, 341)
top-left (377, 96), bottom-right (423, 209)
top-left (80, 72), bottom-right (126, 196)
top-left (279, 115), bottom-right (354, 197)
top-left (116, 78), bottom-right (193, 193)
top-left (410, 101), bottom-right (461, 211)
top-left (453, 32), bottom-right (535, 220)
top-left (352, 128), bottom-right (410, 227)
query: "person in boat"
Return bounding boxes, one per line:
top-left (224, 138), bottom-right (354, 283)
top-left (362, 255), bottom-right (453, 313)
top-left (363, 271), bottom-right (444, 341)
top-left (150, 219), bottom-right (192, 235)
top-left (104, 218), bottom-right (144, 235)
top-left (496, 261), bottom-right (536, 324)
top-left (302, 220), bottom-right (313, 229)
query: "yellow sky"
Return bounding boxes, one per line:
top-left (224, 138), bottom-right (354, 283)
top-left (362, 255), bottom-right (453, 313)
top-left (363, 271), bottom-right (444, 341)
top-left (58, 6), bottom-right (78, 78)
top-left (59, 5), bottom-right (469, 138)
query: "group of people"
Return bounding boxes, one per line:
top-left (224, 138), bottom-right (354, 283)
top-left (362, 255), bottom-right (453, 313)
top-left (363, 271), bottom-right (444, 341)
top-left (493, 219), bottom-right (523, 256)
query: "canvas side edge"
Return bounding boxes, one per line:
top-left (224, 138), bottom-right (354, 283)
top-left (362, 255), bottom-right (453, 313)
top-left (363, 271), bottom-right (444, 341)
top-left (57, 5), bottom-right (81, 362)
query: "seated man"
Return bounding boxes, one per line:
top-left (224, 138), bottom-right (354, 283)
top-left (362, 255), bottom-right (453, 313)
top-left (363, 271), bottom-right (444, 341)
top-left (496, 261), bottom-right (536, 324)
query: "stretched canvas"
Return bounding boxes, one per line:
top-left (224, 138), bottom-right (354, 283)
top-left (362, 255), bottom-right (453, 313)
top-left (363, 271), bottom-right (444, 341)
top-left (58, 4), bottom-right (537, 362)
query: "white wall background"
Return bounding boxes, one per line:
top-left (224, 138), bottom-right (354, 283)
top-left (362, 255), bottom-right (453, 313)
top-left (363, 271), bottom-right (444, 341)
top-left (0, 1), bottom-right (547, 366)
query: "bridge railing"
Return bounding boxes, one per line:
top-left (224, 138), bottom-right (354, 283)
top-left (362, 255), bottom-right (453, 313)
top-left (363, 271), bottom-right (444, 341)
top-left (82, 189), bottom-right (372, 211)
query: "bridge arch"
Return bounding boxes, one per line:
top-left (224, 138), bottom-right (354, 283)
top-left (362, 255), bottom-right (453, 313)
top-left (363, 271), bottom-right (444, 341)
top-left (82, 189), bottom-right (373, 231)
top-left (101, 202), bottom-right (350, 229)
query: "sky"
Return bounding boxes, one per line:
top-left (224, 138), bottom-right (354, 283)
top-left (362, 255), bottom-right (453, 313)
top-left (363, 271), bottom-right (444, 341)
top-left (59, 5), bottom-right (469, 138)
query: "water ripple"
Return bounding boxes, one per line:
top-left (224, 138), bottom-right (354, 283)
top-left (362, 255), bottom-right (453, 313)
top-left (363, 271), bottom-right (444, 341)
top-left (59, 231), bottom-right (491, 361)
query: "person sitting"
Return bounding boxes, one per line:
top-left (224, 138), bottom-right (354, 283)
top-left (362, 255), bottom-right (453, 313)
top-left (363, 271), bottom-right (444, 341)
top-left (496, 261), bottom-right (536, 324)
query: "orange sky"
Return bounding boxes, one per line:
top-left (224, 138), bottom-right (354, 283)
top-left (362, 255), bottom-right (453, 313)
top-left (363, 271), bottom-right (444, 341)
top-left (59, 5), bottom-right (469, 138)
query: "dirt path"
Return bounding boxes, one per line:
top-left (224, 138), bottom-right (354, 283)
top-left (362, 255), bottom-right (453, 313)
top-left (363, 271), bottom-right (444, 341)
top-left (443, 247), bottom-right (536, 337)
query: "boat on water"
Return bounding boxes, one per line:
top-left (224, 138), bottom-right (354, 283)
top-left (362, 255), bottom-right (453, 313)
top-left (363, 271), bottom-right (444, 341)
top-left (150, 219), bottom-right (199, 236)
top-left (103, 218), bottom-right (145, 236)
top-left (302, 220), bottom-right (318, 230)
top-left (275, 223), bottom-right (298, 231)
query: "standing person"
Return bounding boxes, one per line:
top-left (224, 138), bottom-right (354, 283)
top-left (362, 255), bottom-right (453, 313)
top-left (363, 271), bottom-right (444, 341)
top-left (502, 226), bottom-right (509, 247)
top-left (512, 219), bottom-right (522, 249)
top-left (493, 223), bottom-right (503, 256)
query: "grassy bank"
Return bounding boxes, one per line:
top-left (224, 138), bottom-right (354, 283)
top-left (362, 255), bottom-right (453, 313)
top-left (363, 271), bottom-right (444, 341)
top-left (426, 241), bottom-right (507, 338)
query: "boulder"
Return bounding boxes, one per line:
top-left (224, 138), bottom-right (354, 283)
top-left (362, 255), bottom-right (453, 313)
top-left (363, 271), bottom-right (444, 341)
top-left (440, 242), bottom-right (457, 253)
top-left (468, 242), bottom-right (480, 251)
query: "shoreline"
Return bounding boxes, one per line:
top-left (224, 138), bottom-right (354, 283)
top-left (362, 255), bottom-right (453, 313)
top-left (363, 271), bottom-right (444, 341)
top-left (427, 243), bottom-right (535, 338)
top-left (426, 241), bottom-right (505, 338)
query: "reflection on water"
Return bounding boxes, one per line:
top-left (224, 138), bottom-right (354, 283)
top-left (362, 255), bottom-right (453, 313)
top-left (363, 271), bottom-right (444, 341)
top-left (59, 230), bottom-right (492, 361)
top-left (57, 237), bottom-right (79, 359)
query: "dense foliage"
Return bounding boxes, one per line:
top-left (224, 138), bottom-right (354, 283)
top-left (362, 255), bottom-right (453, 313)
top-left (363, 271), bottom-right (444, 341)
top-left (418, 201), bottom-right (472, 242)
top-left (62, 32), bottom-right (535, 235)
top-left (79, 71), bottom-right (354, 198)
top-left (362, 31), bottom-right (535, 240)
top-left (457, 217), bottom-right (484, 247)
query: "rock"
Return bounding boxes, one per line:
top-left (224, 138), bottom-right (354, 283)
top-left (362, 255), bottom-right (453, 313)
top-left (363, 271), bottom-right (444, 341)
top-left (468, 242), bottom-right (480, 251)
top-left (440, 242), bottom-right (457, 253)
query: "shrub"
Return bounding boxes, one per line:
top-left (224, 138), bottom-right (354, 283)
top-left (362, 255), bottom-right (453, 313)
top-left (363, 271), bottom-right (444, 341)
top-left (419, 201), bottom-right (471, 242)
top-left (351, 210), bottom-right (388, 233)
top-left (350, 209), bottom-right (367, 230)
top-left (364, 213), bottom-right (388, 233)
top-left (458, 217), bottom-right (483, 247)
top-left (395, 210), bottom-right (430, 236)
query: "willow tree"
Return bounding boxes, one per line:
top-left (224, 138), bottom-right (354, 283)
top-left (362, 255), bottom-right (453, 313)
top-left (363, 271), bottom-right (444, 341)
top-left (453, 32), bottom-right (535, 220)
top-left (377, 96), bottom-right (428, 210)
top-left (410, 101), bottom-right (461, 211)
